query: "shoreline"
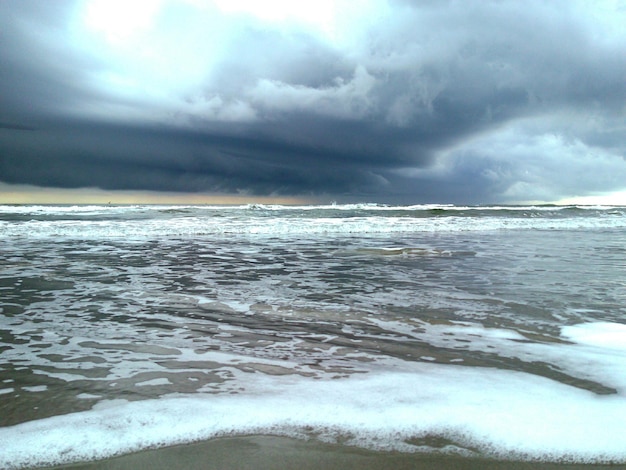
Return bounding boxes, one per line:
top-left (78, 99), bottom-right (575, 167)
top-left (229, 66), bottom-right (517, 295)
top-left (44, 435), bottom-right (626, 470)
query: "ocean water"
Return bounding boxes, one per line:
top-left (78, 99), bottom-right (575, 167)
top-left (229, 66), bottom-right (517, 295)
top-left (1, 203), bottom-right (625, 468)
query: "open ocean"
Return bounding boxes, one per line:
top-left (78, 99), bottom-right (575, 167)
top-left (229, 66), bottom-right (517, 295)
top-left (1, 203), bottom-right (626, 468)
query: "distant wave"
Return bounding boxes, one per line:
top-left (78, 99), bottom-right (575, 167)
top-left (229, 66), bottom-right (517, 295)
top-left (1, 202), bottom-right (625, 215)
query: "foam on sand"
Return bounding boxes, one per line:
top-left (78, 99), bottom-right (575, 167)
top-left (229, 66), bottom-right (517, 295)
top-left (2, 334), bottom-right (626, 469)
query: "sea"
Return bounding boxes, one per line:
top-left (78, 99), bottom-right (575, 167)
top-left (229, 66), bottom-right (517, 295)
top-left (0, 203), bottom-right (625, 468)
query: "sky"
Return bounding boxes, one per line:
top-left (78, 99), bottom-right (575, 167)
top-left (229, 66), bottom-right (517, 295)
top-left (1, 0), bottom-right (626, 205)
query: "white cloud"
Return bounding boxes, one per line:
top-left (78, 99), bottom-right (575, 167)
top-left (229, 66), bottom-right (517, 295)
top-left (248, 65), bottom-right (377, 118)
top-left (178, 95), bottom-right (258, 123)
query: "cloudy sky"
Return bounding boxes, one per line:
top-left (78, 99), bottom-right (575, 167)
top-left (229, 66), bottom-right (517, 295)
top-left (1, 0), bottom-right (625, 204)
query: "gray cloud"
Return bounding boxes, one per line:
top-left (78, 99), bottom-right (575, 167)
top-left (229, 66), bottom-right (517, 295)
top-left (1, 0), bottom-right (625, 203)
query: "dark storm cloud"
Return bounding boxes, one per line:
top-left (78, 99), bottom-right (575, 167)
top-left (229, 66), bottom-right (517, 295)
top-left (0, 116), bottom-right (413, 196)
top-left (1, 0), bottom-right (625, 203)
top-left (0, 123), bottom-right (36, 131)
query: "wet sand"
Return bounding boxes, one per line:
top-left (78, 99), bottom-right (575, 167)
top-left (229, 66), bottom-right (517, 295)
top-left (49, 435), bottom-right (626, 470)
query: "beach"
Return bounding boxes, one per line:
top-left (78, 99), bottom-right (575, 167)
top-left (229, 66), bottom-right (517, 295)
top-left (52, 436), bottom-right (626, 470)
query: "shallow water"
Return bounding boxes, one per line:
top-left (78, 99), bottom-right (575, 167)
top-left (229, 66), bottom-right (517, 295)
top-left (1, 204), bottom-right (626, 468)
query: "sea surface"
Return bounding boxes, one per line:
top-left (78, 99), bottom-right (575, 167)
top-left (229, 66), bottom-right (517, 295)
top-left (1, 203), bottom-right (625, 468)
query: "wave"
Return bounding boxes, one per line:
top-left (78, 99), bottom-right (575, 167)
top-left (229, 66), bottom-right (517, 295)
top-left (1, 203), bottom-right (625, 240)
top-left (1, 202), bottom-right (624, 214)
top-left (2, 214), bottom-right (625, 240)
top-left (2, 344), bottom-right (626, 468)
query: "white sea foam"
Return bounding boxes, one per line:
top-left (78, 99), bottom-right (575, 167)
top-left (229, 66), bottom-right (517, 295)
top-left (1, 359), bottom-right (625, 469)
top-left (363, 319), bottom-right (626, 392)
top-left (2, 211), bottom-right (626, 239)
top-left (21, 386), bottom-right (47, 393)
top-left (136, 378), bottom-right (173, 387)
top-left (562, 322), bottom-right (626, 351)
top-left (1, 202), bottom-right (625, 241)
